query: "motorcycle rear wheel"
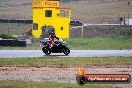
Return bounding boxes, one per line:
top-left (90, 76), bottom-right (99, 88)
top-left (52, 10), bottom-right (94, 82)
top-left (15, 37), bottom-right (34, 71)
top-left (42, 47), bottom-right (51, 55)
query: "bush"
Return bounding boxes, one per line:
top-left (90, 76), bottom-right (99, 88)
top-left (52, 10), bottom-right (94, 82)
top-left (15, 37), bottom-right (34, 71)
top-left (121, 28), bottom-right (132, 35)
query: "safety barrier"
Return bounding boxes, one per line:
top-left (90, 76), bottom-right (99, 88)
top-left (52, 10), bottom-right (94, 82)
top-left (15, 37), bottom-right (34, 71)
top-left (0, 19), bottom-right (32, 24)
top-left (0, 39), bottom-right (26, 47)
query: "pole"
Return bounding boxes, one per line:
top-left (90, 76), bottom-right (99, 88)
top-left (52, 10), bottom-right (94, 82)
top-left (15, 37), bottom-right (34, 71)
top-left (7, 13), bottom-right (9, 35)
top-left (81, 25), bottom-right (84, 38)
top-left (128, 14), bottom-right (130, 25)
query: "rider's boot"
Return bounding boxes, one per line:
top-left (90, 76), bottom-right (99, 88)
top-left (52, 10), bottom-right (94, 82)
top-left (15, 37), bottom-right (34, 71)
top-left (50, 44), bottom-right (53, 48)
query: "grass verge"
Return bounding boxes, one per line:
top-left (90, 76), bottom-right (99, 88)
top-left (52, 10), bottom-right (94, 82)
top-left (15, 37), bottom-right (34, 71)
top-left (0, 57), bottom-right (131, 68)
top-left (0, 80), bottom-right (112, 88)
top-left (66, 38), bottom-right (132, 50)
top-left (0, 38), bottom-right (132, 50)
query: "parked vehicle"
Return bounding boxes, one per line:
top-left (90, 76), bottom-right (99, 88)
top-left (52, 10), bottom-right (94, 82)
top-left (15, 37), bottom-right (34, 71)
top-left (70, 20), bottom-right (83, 26)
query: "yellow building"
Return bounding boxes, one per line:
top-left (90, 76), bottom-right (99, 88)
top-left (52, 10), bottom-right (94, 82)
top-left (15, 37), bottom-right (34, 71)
top-left (32, 0), bottom-right (71, 38)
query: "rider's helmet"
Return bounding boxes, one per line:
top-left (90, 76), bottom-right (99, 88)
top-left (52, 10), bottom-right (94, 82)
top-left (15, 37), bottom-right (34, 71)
top-left (50, 31), bottom-right (55, 37)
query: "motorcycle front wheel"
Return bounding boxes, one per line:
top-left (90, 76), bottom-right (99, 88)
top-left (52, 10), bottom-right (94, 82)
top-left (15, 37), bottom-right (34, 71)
top-left (62, 46), bottom-right (70, 55)
top-left (42, 47), bottom-right (51, 55)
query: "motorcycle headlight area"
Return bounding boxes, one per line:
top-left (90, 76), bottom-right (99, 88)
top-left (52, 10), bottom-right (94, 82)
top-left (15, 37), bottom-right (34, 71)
top-left (63, 41), bottom-right (66, 44)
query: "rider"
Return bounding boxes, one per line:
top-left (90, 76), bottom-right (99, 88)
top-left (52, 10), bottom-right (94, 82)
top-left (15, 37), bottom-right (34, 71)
top-left (48, 31), bottom-right (59, 48)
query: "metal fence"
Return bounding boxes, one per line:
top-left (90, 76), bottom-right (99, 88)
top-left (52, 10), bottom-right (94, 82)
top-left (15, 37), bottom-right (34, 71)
top-left (0, 14), bottom-right (131, 38)
top-left (71, 14), bottom-right (132, 25)
top-left (0, 17), bottom-right (32, 38)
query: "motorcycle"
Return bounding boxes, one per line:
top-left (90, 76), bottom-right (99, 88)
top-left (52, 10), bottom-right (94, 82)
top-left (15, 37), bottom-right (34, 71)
top-left (40, 38), bottom-right (70, 55)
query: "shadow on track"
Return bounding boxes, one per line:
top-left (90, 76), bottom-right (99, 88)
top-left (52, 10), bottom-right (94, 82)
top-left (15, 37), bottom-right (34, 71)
top-left (42, 54), bottom-right (70, 57)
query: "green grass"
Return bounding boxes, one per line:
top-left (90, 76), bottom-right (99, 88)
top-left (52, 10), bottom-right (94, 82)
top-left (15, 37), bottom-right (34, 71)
top-left (0, 81), bottom-right (112, 88)
top-left (0, 38), bottom-right (132, 50)
top-left (66, 38), bottom-right (132, 50)
top-left (0, 57), bottom-right (131, 67)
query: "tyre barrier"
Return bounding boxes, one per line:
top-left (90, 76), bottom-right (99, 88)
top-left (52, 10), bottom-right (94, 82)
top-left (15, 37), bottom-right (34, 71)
top-left (0, 39), bottom-right (26, 47)
top-left (0, 19), bottom-right (32, 24)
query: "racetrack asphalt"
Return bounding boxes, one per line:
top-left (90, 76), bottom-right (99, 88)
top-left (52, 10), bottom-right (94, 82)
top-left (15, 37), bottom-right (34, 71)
top-left (0, 50), bottom-right (132, 58)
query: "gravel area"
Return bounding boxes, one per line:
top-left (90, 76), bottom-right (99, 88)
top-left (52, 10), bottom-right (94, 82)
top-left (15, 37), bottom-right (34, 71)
top-left (0, 67), bottom-right (132, 88)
